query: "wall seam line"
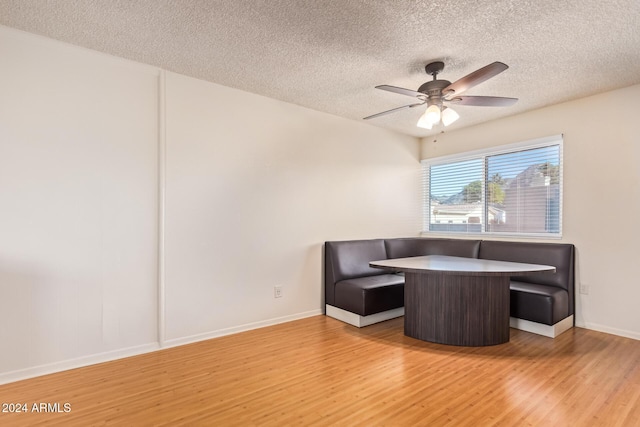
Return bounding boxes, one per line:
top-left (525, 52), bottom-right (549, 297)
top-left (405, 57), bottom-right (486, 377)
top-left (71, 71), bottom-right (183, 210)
top-left (158, 69), bottom-right (167, 347)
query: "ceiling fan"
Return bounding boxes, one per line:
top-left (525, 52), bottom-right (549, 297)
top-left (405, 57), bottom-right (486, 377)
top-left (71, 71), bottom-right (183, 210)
top-left (363, 61), bottom-right (518, 129)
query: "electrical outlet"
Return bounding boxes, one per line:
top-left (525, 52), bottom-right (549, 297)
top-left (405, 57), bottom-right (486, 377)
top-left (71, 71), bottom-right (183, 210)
top-left (274, 285), bottom-right (283, 298)
top-left (580, 284), bottom-right (590, 295)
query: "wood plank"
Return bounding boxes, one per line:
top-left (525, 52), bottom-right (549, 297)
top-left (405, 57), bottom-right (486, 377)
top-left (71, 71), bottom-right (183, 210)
top-left (0, 315), bottom-right (638, 426)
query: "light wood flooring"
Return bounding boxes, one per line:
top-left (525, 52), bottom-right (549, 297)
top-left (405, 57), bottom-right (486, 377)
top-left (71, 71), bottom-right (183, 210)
top-left (0, 315), bottom-right (639, 426)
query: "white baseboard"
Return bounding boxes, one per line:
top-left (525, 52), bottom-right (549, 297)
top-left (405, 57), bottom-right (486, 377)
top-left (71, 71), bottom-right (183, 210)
top-left (162, 309), bottom-right (323, 348)
top-left (0, 309), bottom-right (323, 385)
top-left (576, 321), bottom-right (640, 341)
top-left (0, 342), bottom-right (160, 386)
top-left (325, 305), bottom-right (404, 327)
top-left (510, 315), bottom-right (574, 338)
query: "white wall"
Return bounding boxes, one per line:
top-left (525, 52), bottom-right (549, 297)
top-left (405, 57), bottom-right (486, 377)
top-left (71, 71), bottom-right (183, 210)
top-left (163, 72), bottom-right (420, 343)
top-left (0, 26), bottom-right (421, 383)
top-left (0, 27), bottom-right (160, 382)
top-left (421, 85), bottom-right (640, 339)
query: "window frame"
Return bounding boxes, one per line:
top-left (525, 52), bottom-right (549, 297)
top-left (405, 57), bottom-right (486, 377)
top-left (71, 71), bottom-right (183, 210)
top-left (422, 134), bottom-right (563, 239)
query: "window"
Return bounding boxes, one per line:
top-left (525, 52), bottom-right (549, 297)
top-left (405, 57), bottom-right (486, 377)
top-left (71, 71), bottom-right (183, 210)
top-left (422, 135), bottom-right (563, 237)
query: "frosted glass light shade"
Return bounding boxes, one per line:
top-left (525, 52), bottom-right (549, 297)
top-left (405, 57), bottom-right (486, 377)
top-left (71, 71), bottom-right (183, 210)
top-left (425, 104), bottom-right (441, 124)
top-left (416, 111), bottom-right (433, 129)
top-left (442, 107), bottom-right (460, 126)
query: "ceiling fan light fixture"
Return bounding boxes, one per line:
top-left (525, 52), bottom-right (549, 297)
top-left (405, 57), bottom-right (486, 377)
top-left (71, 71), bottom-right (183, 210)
top-left (441, 106), bottom-right (460, 126)
top-left (416, 111), bottom-right (433, 129)
top-left (425, 104), bottom-right (441, 125)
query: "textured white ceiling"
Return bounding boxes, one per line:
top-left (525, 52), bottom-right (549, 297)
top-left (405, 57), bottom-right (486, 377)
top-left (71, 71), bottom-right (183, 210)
top-left (1, 0), bottom-right (639, 137)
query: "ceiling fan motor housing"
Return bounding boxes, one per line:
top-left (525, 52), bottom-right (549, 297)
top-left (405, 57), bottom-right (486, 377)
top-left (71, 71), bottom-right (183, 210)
top-left (417, 79), bottom-right (451, 104)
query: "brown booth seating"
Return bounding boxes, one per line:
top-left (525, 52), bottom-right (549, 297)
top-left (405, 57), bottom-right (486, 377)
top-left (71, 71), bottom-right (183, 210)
top-left (324, 237), bottom-right (575, 337)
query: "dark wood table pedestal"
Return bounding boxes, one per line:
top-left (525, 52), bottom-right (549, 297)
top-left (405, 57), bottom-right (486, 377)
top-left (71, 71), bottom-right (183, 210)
top-left (404, 272), bottom-right (510, 346)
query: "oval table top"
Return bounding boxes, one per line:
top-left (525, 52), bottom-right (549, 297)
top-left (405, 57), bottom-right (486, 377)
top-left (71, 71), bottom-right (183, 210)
top-left (370, 255), bottom-right (555, 276)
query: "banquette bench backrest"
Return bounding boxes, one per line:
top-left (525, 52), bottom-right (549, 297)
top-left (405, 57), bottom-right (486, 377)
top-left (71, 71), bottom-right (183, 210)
top-left (384, 238), bottom-right (481, 259)
top-left (326, 239), bottom-right (388, 282)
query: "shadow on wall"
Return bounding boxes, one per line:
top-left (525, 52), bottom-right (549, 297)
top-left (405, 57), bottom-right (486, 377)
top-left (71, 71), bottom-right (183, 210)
top-left (289, 242), bottom-right (325, 311)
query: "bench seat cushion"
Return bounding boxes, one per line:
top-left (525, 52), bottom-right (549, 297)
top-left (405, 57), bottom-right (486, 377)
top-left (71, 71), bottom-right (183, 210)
top-left (510, 281), bottom-right (569, 325)
top-left (334, 274), bottom-right (404, 316)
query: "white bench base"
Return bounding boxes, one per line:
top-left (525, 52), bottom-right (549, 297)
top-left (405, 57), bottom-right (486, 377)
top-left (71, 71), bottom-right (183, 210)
top-left (510, 315), bottom-right (574, 338)
top-left (325, 305), bottom-right (404, 327)
top-left (326, 304), bottom-right (574, 339)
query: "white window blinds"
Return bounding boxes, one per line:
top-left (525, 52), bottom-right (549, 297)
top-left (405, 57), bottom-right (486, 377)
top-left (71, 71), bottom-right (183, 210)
top-left (422, 135), bottom-right (563, 237)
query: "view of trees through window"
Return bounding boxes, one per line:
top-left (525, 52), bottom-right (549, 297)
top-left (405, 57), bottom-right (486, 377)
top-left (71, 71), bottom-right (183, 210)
top-left (424, 139), bottom-right (562, 236)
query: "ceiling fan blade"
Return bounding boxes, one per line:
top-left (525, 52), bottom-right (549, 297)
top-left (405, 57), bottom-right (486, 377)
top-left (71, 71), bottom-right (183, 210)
top-left (443, 62), bottom-right (509, 98)
top-left (363, 102), bottom-right (425, 120)
top-left (376, 85), bottom-right (425, 98)
top-left (447, 96), bottom-right (518, 107)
